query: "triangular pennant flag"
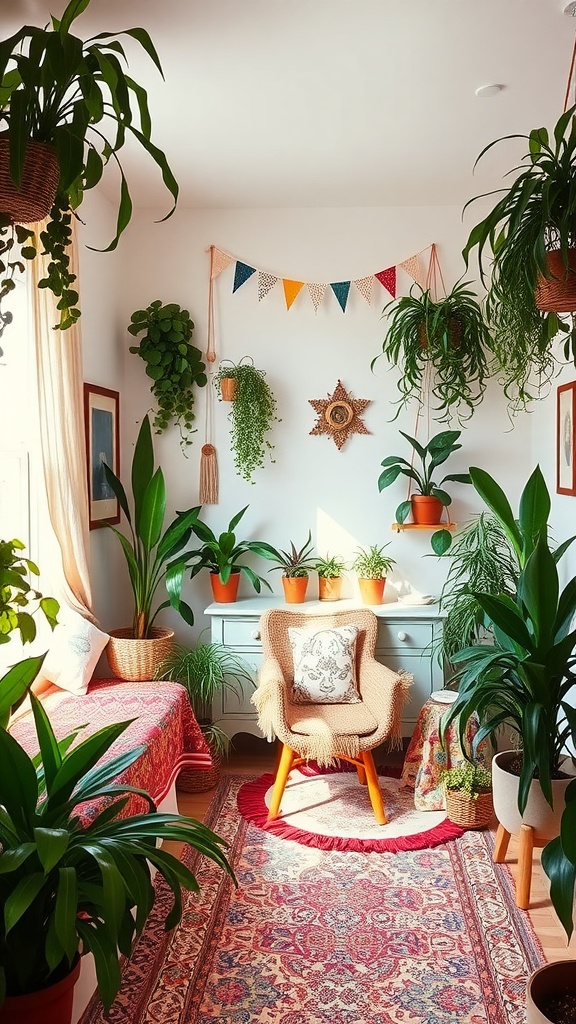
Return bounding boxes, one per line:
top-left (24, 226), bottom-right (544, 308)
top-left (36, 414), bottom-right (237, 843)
top-left (330, 281), bottom-right (351, 313)
top-left (233, 261), bottom-right (256, 293)
top-left (399, 255), bottom-right (426, 290)
top-left (211, 248), bottom-right (234, 279)
top-left (258, 272), bottom-right (278, 301)
top-left (353, 276), bottom-right (373, 304)
top-left (283, 279), bottom-right (305, 310)
top-left (374, 266), bottom-right (396, 298)
top-left (307, 282), bottom-right (327, 313)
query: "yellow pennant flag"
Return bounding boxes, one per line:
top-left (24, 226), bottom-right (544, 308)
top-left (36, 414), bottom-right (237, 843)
top-left (283, 279), bottom-right (305, 310)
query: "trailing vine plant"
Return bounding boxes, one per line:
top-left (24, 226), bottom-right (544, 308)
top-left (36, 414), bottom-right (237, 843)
top-left (213, 357), bottom-right (279, 483)
top-left (128, 301), bottom-right (207, 450)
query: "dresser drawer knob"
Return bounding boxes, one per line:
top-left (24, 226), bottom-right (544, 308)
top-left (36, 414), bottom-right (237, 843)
top-left (251, 629), bottom-right (261, 641)
top-left (397, 631), bottom-right (408, 642)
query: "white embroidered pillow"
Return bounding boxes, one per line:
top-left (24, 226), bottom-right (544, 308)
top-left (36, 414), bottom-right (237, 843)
top-left (288, 624), bottom-right (360, 704)
top-left (40, 614), bottom-right (109, 696)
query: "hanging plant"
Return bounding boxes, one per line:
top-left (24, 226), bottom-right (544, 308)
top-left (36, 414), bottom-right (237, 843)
top-left (213, 357), bottom-right (279, 483)
top-left (128, 301), bottom-right (207, 450)
top-left (372, 280), bottom-right (494, 423)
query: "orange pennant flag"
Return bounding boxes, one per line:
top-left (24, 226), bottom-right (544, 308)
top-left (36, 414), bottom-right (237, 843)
top-left (283, 279), bottom-right (305, 310)
top-left (399, 254), bottom-right (426, 290)
top-left (211, 247), bottom-right (235, 279)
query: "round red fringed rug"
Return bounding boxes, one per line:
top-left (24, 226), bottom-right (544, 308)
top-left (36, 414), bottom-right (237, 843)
top-left (237, 764), bottom-right (464, 853)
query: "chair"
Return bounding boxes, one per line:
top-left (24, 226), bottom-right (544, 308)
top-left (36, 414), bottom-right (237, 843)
top-left (251, 608), bottom-right (411, 825)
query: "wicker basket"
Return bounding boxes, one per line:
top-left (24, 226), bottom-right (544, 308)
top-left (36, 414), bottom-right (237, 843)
top-left (177, 754), bottom-right (222, 793)
top-left (0, 134), bottom-right (60, 224)
top-left (445, 788), bottom-right (493, 830)
top-left (535, 249), bottom-right (576, 312)
top-left (106, 627), bottom-right (175, 681)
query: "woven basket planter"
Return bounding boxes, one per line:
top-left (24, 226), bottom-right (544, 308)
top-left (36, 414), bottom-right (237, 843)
top-left (535, 248), bottom-right (576, 312)
top-left (177, 753), bottom-right (222, 793)
top-left (0, 134), bottom-right (60, 224)
top-left (106, 627), bottom-right (175, 681)
top-left (445, 788), bottom-right (493, 830)
top-left (417, 318), bottom-right (462, 350)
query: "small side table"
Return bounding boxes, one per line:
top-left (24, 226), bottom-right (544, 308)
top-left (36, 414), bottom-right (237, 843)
top-left (400, 692), bottom-right (484, 810)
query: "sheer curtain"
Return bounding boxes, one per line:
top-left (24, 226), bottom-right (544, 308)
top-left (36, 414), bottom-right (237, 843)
top-left (31, 222), bottom-right (95, 621)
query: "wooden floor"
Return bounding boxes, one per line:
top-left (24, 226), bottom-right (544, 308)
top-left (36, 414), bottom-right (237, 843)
top-left (176, 736), bottom-right (576, 965)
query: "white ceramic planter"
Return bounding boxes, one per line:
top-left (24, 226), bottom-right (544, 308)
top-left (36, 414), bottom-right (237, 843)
top-left (526, 960), bottom-right (576, 1024)
top-left (492, 750), bottom-right (572, 843)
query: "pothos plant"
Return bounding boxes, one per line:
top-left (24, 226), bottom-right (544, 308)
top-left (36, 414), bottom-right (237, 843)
top-left (128, 301), bottom-right (207, 450)
top-left (214, 358), bottom-right (279, 484)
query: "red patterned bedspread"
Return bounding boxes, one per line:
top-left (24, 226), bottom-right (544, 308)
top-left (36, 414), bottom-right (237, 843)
top-left (10, 679), bottom-right (211, 824)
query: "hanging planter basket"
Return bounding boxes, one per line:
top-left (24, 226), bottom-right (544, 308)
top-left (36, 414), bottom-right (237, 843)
top-left (417, 318), bottom-right (463, 350)
top-left (0, 135), bottom-right (60, 224)
top-left (534, 248), bottom-right (576, 312)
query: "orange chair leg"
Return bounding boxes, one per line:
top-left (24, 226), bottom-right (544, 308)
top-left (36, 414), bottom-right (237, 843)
top-left (362, 751), bottom-right (386, 825)
top-left (516, 824), bottom-right (534, 910)
top-left (267, 744), bottom-right (295, 820)
top-left (356, 763), bottom-right (367, 785)
top-left (493, 822), bottom-right (511, 864)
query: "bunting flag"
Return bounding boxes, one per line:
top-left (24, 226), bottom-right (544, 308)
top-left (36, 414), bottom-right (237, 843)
top-left (330, 281), bottom-right (351, 313)
top-left (209, 244), bottom-right (433, 313)
top-left (283, 279), bottom-right (305, 310)
top-left (258, 272), bottom-right (278, 301)
top-left (233, 261), bottom-right (256, 292)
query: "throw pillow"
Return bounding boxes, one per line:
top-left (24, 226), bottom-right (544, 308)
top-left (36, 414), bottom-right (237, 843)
top-left (40, 614), bottom-right (109, 696)
top-left (288, 624), bottom-right (360, 704)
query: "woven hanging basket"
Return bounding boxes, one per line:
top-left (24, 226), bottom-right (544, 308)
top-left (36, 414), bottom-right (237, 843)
top-left (106, 627), bottom-right (175, 681)
top-left (177, 753), bottom-right (222, 793)
top-left (535, 248), bottom-right (576, 312)
top-left (417, 318), bottom-right (462, 350)
top-left (0, 134), bottom-right (60, 224)
top-left (445, 788), bottom-right (493, 830)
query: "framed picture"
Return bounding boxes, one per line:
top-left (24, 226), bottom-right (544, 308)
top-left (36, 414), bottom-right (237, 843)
top-left (557, 381), bottom-right (576, 496)
top-left (84, 383), bottom-right (120, 529)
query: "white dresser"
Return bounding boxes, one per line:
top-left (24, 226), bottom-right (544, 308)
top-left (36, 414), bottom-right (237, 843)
top-left (205, 596), bottom-right (446, 740)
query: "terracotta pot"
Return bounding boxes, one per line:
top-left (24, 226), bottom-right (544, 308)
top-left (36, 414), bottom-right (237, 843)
top-left (358, 577), bottom-right (386, 605)
top-left (526, 960), bottom-right (576, 1024)
top-left (282, 575), bottom-right (308, 604)
top-left (210, 570), bottom-right (240, 603)
top-left (318, 576), bottom-right (342, 602)
top-left (492, 750), bottom-right (572, 844)
top-left (106, 627), bottom-right (175, 681)
top-left (411, 494), bottom-right (444, 525)
top-left (220, 377), bottom-right (237, 401)
top-left (535, 248), bottom-right (576, 313)
top-left (0, 955), bottom-right (80, 1024)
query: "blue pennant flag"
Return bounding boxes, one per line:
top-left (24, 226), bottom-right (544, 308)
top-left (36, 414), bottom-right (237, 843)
top-left (233, 262), bottom-right (256, 293)
top-left (330, 281), bottom-right (351, 312)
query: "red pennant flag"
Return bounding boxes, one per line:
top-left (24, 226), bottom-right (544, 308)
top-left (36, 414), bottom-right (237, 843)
top-left (375, 267), bottom-right (396, 298)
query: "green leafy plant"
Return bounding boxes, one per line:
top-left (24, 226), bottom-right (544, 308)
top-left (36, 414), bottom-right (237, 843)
top-left (266, 532), bottom-right (316, 578)
top-left (351, 543), bottom-right (396, 580)
top-left (213, 358), bottom-right (279, 483)
top-left (0, 538), bottom-right (59, 646)
top-left (315, 554), bottom-right (346, 579)
top-left (0, 0), bottom-right (178, 332)
top-left (440, 762), bottom-right (492, 799)
top-left (372, 281), bottom-right (493, 422)
top-left (378, 429), bottom-right (471, 554)
top-left (189, 505), bottom-right (277, 592)
top-left (128, 301), bottom-right (207, 450)
top-left (0, 689), bottom-right (233, 1011)
top-left (102, 414), bottom-right (201, 638)
top-left (462, 104), bottom-right (576, 410)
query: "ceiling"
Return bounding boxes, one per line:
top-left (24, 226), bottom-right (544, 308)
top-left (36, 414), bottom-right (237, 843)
top-left (1, 0), bottom-right (576, 209)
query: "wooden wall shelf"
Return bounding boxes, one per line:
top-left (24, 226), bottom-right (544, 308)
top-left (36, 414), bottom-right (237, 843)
top-left (391, 522), bottom-right (456, 533)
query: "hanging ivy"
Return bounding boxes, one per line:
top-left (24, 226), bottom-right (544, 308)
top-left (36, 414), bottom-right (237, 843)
top-left (128, 301), bottom-right (207, 450)
top-left (213, 357), bottom-right (279, 483)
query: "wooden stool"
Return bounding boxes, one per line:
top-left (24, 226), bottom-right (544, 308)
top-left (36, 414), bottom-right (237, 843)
top-left (493, 821), bottom-right (542, 909)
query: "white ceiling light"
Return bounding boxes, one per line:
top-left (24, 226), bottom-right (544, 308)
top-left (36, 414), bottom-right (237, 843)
top-left (475, 83), bottom-right (504, 98)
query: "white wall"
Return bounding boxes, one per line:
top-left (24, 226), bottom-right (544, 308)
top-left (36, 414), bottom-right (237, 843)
top-left (94, 203), bottom-right (539, 644)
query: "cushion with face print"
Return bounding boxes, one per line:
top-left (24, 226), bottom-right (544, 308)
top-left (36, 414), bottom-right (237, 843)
top-left (288, 624), bottom-right (360, 704)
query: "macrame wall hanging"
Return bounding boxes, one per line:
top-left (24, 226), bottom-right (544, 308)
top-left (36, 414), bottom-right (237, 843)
top-left (199, 245), bottom-right (219, 503)
top-left (308, 380), bottom-right (371, 450)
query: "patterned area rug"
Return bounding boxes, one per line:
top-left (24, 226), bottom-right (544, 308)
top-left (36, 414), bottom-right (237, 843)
top-left (237, 768), bottom-right (465, 852)
top-left (80, 775), bottom-right (545, 1024)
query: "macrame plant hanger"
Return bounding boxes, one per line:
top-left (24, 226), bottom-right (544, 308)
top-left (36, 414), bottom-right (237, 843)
top-left (199, 245), bottom-right (219, 504)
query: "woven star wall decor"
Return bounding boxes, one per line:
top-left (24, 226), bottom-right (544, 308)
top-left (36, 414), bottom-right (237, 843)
top-left (308, 379), bottom-right (371, 450)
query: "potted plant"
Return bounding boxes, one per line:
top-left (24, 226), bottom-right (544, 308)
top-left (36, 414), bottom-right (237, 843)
top-left (0, 537), bottom-right (59, 648)
top-left (525, 960), bottom-right (576, 1024)
top-left (156, 639), bottom-right (254, 791)
top-left (440, 762), bottom-right (493, 830)
top-left (0, 684), bottom-right (233, 1023)
top-left (213, 357), bottom-right (279, 484)
top-left (266, 532), bottom-right (316, 604)
top-left (315, 553), bottom-right (346, 602)
top-left (373, 281), bottom-right (494, 422)
top-left (0, 0), bottom-right (178, 336)
top-left (462, 104), bottom-right (576, 410)
top-left (101, 414), bottom-right (201, 680)
top-left (189, 505), bottom-right (277, 603)
top-left (378, 429), bottom-right (471, 554)
top-left (351, 543), bottom-right (396, 605)
top-left (127, 301), bottom-right (207, 452)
